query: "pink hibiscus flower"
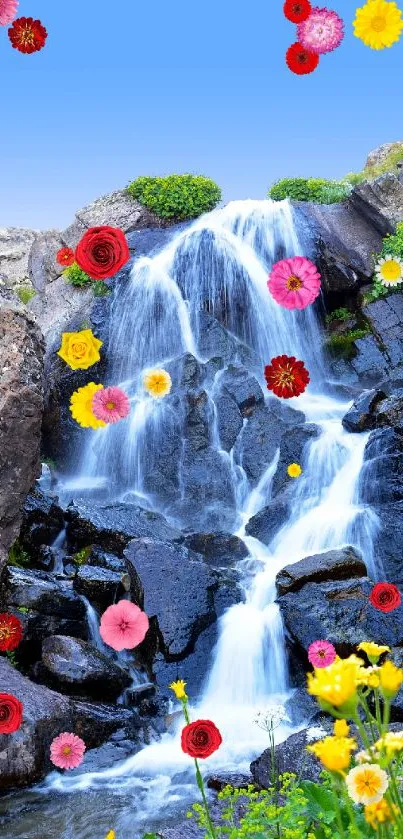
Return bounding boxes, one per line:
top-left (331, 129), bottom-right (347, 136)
top-left (268, 256), bottom-right (321, 310)
top-left (0, 0), bottom-right (18, 25)
top-left (308, 640), bottom-right (337, 668)
top-left (100, 600), bottom-right (149, 651)
top-left (50, 732), bottom-right (86, 770)
top-left (297, 7), bottom-right (344, 55)
top-left (92, 386), bottom-right (130, 424)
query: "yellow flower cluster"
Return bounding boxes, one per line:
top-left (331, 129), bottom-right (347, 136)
top-left (365, 797), bottom-right (398, 827)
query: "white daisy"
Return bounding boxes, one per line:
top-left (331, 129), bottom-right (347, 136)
top-left (375, 254), bottom-right (403, 287)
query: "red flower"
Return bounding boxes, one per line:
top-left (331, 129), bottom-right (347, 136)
top-left (8, 17), bottom-right (47, 54)
top-left (181, 719), bottom-right (222, 759)
top-left (0, 693), bottom-right (23, 734)
top-left (0, 613), bottom-right (23, 652)
top-left (370, 583), bottom-right (401, 613)
top-left (286, 42), bottom-right (320, 75)
top-left (283, 0), bottom-right (311, 23)
top-left (56, 247), bottom-right (75, 267)
top-left (75, 226), bottom-right (130, 281)
top-left (264, 355), bottom-right (310, 398)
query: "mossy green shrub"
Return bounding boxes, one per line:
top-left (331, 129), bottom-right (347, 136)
top-left (71, 546), bottom-right (92, 566)
top-left (127, 174), bottom-right (222, 221)
top-left (16, 285), bottom-right (36, 305)
top-left (8, 541), bottom-right (31, 568)
top-left (326, 328), bottom-right (370, 358)
top-left (63, 264), bottom-right (111, 296)
top-left (325, 307), bottom-right (352, 324)
top-left (268, 177), bottom-right (351, 204)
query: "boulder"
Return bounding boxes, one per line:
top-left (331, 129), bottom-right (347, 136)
top-left (0, 227), bottom-right (38, 289)
top-left (65, 501), bottom-right (181, 556)
top-left (87, 546), bottom-right (127, 574)
top-left (361, 294), bottom-right (403, 373)
top-left (73, 563), bottom-right (126, 612)
top-left (170, 446), bottom-right (237, 532)
top-left (342, 388), bottom-right (387, 431)
top-left (271, 423), bottom-right (319, 498)
top-left (215, 389), bottom-right (243, 451)
top-left (275, 547), bottom-right (366, 595)
top-left (182, 533), bottom-right (249, 568)
top-left (236, 401), bottom-right (304, 485)
top-left (251, 729), bottom-right (322, 787)
top-left (361, 428), bottom-right (403, 505)
top-left (350, 173), bottom-right (403, 236)
top-left (350, 335), bottom-right (389, 384)
top-left (365, 142), bottom-right (403, 170)
top-left (37, 635), bottom-right (131, 700)
top-left (217, 366), bottom-right (264, 416)
top-left (370, 501), bottom-right (403, 584)
top-left (61, 189), bottom-right (165, 250)
top-left (245, 492), bottom-right (290, 545)
top-left (28, 230), bottom-right (65, 292)
top-left (19, 486), bottom-right (65, 558)
top-left (0, 301), bottom-right (44, 576)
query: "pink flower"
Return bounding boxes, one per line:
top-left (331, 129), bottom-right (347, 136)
top-left (297, 7), bottom-right (344, 54)
top-left (92, 386), bottom-right (130, 424)
top-left (268, 256), bottom-right (321, 310)
top-left (50, 732), bottom-right (86, 770)
top-left (308, 640), bottom-right (337, 668)
top-left (100, 600), bottom-right (149, 651)
top-left (0, 0), bottom-right (18, 25)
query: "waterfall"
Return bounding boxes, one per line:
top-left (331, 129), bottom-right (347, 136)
top-left (42, 200), bottom-right (379, 835)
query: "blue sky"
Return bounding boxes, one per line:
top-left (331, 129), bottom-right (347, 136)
top-left (0, 0), bottom-right (402, 229)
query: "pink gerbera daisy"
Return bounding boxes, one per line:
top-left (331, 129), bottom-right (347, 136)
top-left (268, 256), bottom-right (321, 310)
top-left (50, 732), bottom-right (86, 770)
top-left (0, 0), bottom-right (18, 25)
top-left (308, 640), bottom-right (337, 668)
top-left (297, 7), bottom-right (345, 54)
top-left (100, 600), bottom-right (149, 651)
top-left (92, 386), bottom-right (130, 424)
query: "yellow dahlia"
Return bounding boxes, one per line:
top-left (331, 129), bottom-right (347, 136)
top-left (57, 329), bottom-right (103, 370)
top-left (307, 655), bottom-right (360, 711)
top-left (169, 679), bottom-right (188, 700)
top-left (143, 368), bottom-right (172, 399)
top-left (353, 0), bottom-right (403, 49)
top-left (346, 764), bottom-right (389, 805)
top-left (375, 255), bottom-right (403, 286)
top-left (69, 383), bottom-right (106, 429)
top-left (365, 797), bottom-right (398, 827)
top-left (307, 735), bottom-right (356, 771)
top-left (379, 660), bottom-right (403, 698)
top-left (357, 641), bottom-right (391, 664)
top-left (287, 462), bottom-right (302, 478)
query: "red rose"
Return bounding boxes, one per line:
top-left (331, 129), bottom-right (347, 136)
top-left (283, 0), bottom-right (311, 23)
top-left (0, 613), bottom-right (23, 652)
top-left (75, 226), bottom-right (130, 280)
top-left (8, 17), bottom-right (47, 54)
top-left (181, 719), bottom-right (222, 759)
top-left (370, 583), bottom-right (402, 613)
top-left (0, 693), bottom-right (23, 734)
top-left (56, 247), bottom-right (75, 267)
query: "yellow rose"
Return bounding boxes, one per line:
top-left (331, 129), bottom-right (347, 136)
top-left (57, 329), bottom-right (103, 370)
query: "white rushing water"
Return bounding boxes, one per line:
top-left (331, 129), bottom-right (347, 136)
top-left (43, 200), bottom-right (380, 834)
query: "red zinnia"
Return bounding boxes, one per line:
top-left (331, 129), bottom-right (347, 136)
top-left (0, 613), bottom-right (23, 652)
top-left (8, 17), bottom-right (47, 54)
top-left (181, 719), bottom-right (222, 759)
top-left (264, 355), bottom-right (310, 399)
top-left (283, 0), bottom-right (312, 23)
top-left (56, 247), bottom-right (75, 267)
top-left (369, 583), bottom-right (401, 614)
top-left (286, 42), bottom-right (319, 75)
top-left (0, 693), bottom-right (23, 734)
top-left (75, 226), bottom-right (130, 281)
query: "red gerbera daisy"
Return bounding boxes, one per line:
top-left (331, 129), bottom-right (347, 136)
top-left (8, 17), bottom-right (47, 54)
top-left (56, 247), bottom-right (75, 267)
top-left (264, 355), bottom-right (310, 399)
top-left (283, 0), bottom-right (312, 23)
top-left (286, 42), bottom-right (319, 75)
top-left (0, 613), bottom-right (23, 652)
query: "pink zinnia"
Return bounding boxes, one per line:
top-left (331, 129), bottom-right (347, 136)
top-left (100, 600), bottom-right (149, 651)
top-left (297, 7), bottom-right (344, 54)
top-left (308, 640), bottom-right (337, 668)
top-left (268, 256), bottom-right (321, 310)
top-left (50, 732), bottom-right (86, 770)
top-left (0, 0), bottom-right (18, 25)
top-left (92, 386), bottom-right (130, 424)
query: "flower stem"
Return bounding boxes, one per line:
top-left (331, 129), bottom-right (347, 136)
top-left (194, 758), bottom-right (217, 839)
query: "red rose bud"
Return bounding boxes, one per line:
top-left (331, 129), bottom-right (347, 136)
top-left (181, 719), bottom-right (222, 759)
top-left (75, 226), bottom-right (130, 281)
top-left (0, 693), bottom-right (23, 734)
top-left (369, 583), bottom-right (401, 613)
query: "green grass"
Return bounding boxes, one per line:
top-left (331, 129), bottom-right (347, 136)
top-left (16, 285), bottom-right (36, 304)
top-left (268, 177), bottom-right (351, 204)
top-left (8, 541), bottom-right (31, 568)
top-left (325, 307), bottom-right (352, 324)
top-left (326, 328), bottom-right (371, 358)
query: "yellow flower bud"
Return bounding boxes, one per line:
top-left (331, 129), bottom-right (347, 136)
top-left (169, 680), bottom-right (188, 700)
top-left (379, 660), bottom-right (403, 699)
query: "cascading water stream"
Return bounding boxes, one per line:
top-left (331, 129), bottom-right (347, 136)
top-left (35, 200), bottom-right (381, 836)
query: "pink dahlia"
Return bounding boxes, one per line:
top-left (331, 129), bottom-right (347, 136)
top-left (92, 386), bottom-right (130, 424)
top-left (50, 732), bottom-right (86, 770)
top-left (268, 256), bottom-right (321, 310)
top-left (100, 600), bottom-right (149, 651)
top-left (297, 7), bottom-right (344, 54)
top-left (0, 0), bottom-right (18, 25)
top-left (308, 640), bottom-right (337, 668)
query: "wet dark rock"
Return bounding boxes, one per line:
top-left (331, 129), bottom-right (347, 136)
top-left (279, 576), bottom-right (403, 650)
top-left (251, 729), bottom-right (323, 787)
top-left (370, 501), bottom-right (403, 584)
top-left (215, 390), bottom-right (243, 451)
top-left (182, 533), bottom-right (249, 568)
top-left (350, 173), bottom-right (403, 236)
top-left (206, 773), bottom-right (253, 792)
top-left (218, 366), bottom-right (264, 416)
top-left (236, 401), bottom-right (305, 485)
top-left (36, 544), bottom-right (64, 572)
top-left (36, 634), bottom-right (131, 700)
top-left (197, 310), bottom-right (260, 370)
top-left (73, 564), bottom-right (125, 612)
top-left (87, 546), bottom-right (127, 574)
top-left (276, 547), bottom-right (366, 595)
top-left (271, 423), bottom-right (319, 497)
top-left (19, 486), bottom-right (64, 557)
top-left (361, 428), bottom-right (403, 505)
top-left (65, 501), bottom-right (181, 556)
top-left (71, 699), bottom-right (143, 749)
top-left (170, 446), bottom-right (237, 532)
top-left (350, 335), bottom-right (389, 384)
top-left (342, 388), bottom-right (387, 431)
top-left (245, 491), bottom-right (290, 545)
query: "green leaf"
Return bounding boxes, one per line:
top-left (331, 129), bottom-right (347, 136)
top-left (299, 781), bottom-right (337, 825)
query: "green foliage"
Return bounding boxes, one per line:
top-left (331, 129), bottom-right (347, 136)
top-left (268, 177), bottom-right (351, 205)
top-left (325, 307), bottom-right (352, 324)
top-left (365, 221), bottom-right (403, 303)
top-left (5, 651), bottom-right (18, 668)
top-left (92, 280), bottom-right (111, 297)
top-left (63, 262), bottom-right (93, 287)
top-left (8, 540), bottom-right (31, 568)
top-left (71, 546), bottom-right (92, 566)
top-left (127, 174), bottom-right (222, 220)
top-left (16, 285), bottom-right (36, 304)
top-left (326, 328), bottom-right (370, 358)
top-left (16, 606), bottom-right (29, 614)
top-left (360, 142), bottom-right (403, 182)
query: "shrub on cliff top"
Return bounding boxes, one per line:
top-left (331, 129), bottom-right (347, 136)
top-left (127, 174), bottom-right (222, 221)
top-left (268, 177), bottom-right (351, 204)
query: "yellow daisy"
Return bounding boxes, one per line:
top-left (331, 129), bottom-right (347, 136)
top-left (169, 679), bottom-right (188, 700)
top-left (69, 383), bottom-right (107, 430)
top-left (287, 463), bottom-right (302, 478)
top-left (353, 0), bottom-right (403, 50)
top-left (346, 764), bottom-right (389, 805)
top-left (143, 368), bottom-right (172, 399)
top-left (375, 254), bottom-right (403, 286)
